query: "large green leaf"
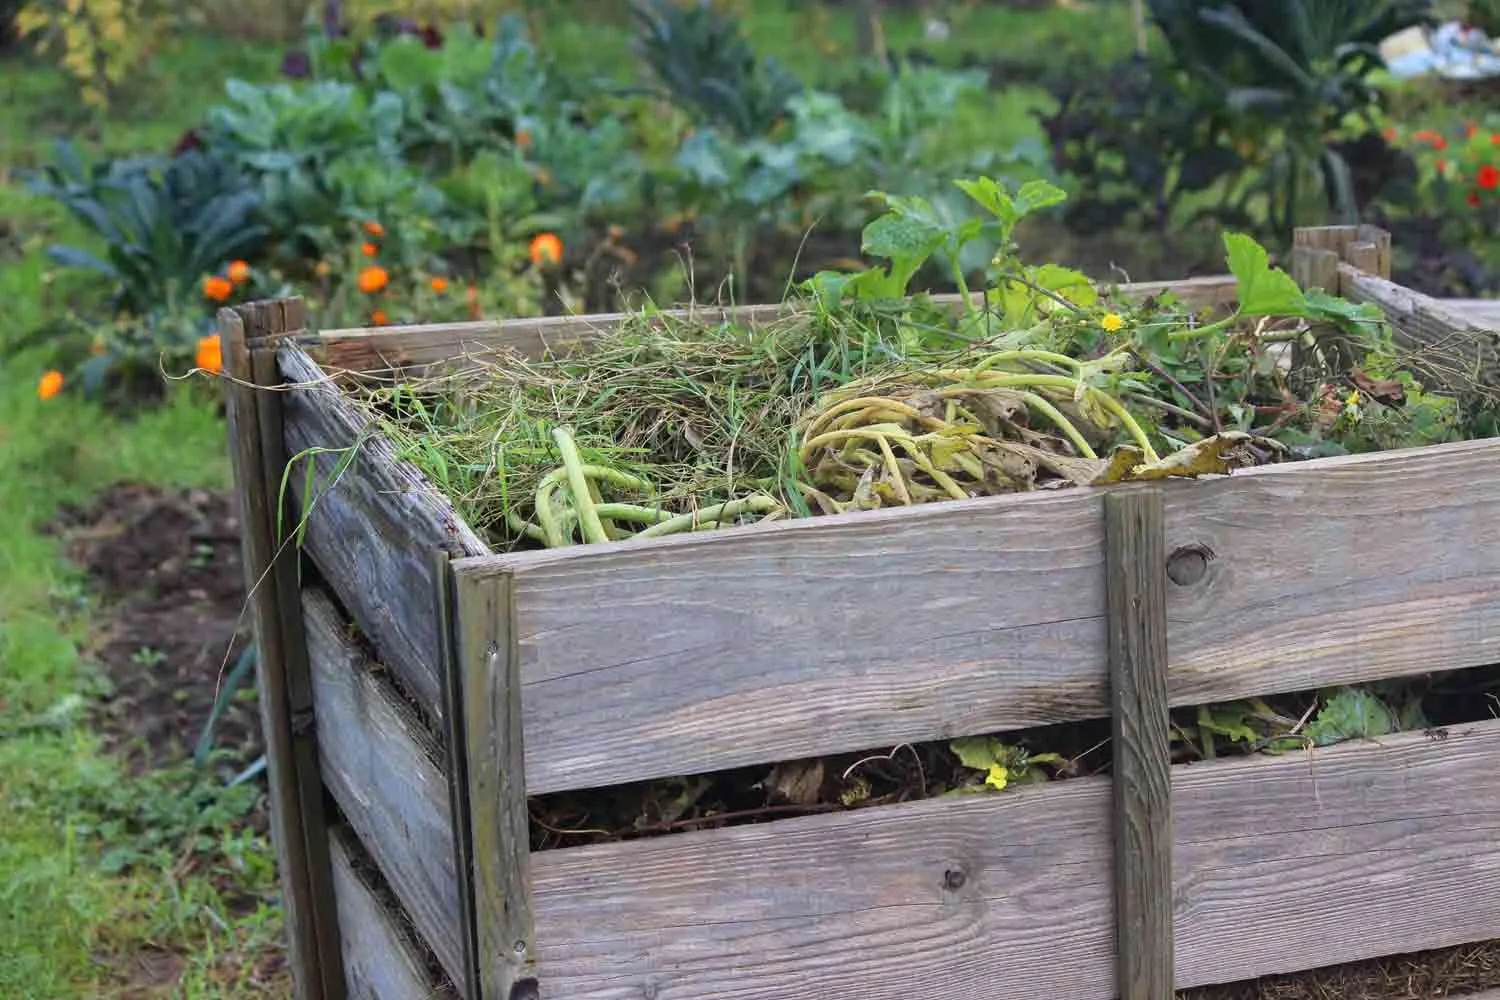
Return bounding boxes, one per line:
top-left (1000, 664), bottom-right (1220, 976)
top-left (1304, 687), bottom-right (1397, 746)
top-left (1224, 231), bottom-right (1305, 317)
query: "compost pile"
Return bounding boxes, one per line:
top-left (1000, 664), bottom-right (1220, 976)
top-left (352, 181), bottom-right (1484, 553)
top-left (336, 179), bottom-right (1498, 847)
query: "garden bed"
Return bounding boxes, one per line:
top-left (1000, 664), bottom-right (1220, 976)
top-left (221, 223), bottom-right (1500, 1000)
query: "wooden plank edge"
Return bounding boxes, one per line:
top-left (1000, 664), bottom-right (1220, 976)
top-left (433, 550), bottom-right (483, 1000)
top-left (329, 826), bottom-right (459, 1000)
top-left (454, 570), bottom-right (538, 999)
top-left (222, 301), bottom-right (345, 1000)
top-left (279, 340), bottom-right (490, 722)
top-left (304, 585), bottom-right (467, 992)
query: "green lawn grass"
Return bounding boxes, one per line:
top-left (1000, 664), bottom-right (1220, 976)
top-left (0, 38), bottom-right (289, 1000)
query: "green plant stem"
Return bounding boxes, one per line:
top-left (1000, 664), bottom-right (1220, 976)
top-left (553, 427), bottom-right (610, 545)
top-left (946, 371), bottom-right (1160, 462)
top-left (1167, 312), bottom-right (1238, 342)
top-left (1017, 391), bottom-right (1098, 459)
top-left (634, 495), bottom-right (782, 539)
top-left (970, 349), bottom-right (1082, 379)
top-left (505, 511), bottom-right (550, 543)
top-left (591, 503), bottom-right (676, 525)
top-left (950, 252), bottom-right (974, 317)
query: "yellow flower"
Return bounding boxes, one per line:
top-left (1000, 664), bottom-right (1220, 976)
top-left (1345, 389), bottom-right (1360, 408)
top-left (984, 765), bottom-right (1009, 791)
top-left (1100, 312), bottom-right (1125, 333)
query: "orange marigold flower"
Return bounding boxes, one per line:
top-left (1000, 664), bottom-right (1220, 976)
top-left (37, 370), bottom-right (63, 400)
top-left (529, 232), bottom-right (563, 266)
top-left (516, 129), bottom-right (532, 149)
top-left (227, 260), bottom-right (251, 284)
top-left (362, 241), bottom-right (378, 257)
top-left (358, 266), bottom-right (389, 294)
top-left (1437, 158), bottom-right (1449, 174)
top-left (314, 260), bottom-right (332, 277)
top-left (1479, 165), bottom-right (1500, 191)
top-left (1493, 133), bottom-right (1500, 146)
top-left (371, 309), bottom-right (389, 326)
top-left (1381, 126), bottom-right (1397, 140)
top-left (1468, 123), bottom-right (1479, 139)
top-left (430, 276), bottom-right (449, 293)
top-left (364, 221), bottom-right (384, 238)
top-left (196, 334), bottom-right (223, 374)
top-left (203, 275), bottom-right (233, 301)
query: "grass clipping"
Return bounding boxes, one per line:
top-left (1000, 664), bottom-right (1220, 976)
top-left (351, 311), bottom-right (1257, 550)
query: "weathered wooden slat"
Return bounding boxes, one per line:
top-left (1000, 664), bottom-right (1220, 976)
top-left (223, 301), bottom-right (345, 1000)
top-left (280, 344), bottom-right (489, 720)
top-left (453, 569), bottom-right (537, 1000)
top-left (1445, 299), bottom-right (1500, 329)
top-left (433, 551), bottom-right (482, 1000)
top-left (304, 587), bottom-right (465, 991)
top-left (1104, 491), bottom-right (1173, 1000)
top-left (308, 277), bottom-right (1240, 374)
top-left (453, 436), bottom-right (1500, 794)
top-left (525, 720), bottom-right (1500, 999)
top-left (329, 828), bottom-right (458, 1000)
top-left (1340, 265), bottom-right (1500, 386)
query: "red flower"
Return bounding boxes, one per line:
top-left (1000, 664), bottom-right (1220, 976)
top-left (1413, 129), bottom-right (1448, 150)
top-left (1478, 165), bottom-right (1500, 191)
top-left (1468, 192), bottom-right (1482, 207)
top-left (1382, 126), bottom-right (1397, 141)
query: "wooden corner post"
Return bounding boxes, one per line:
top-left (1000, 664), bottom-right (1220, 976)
top-left (451, 564), bottom-right (538, 1000)
top-left (434, 550), bottom-right (483, 1000)
top-left (221, 299), bottom-right (346, 1000)
top-left (1104, 489), bottom-right (1174, 1000)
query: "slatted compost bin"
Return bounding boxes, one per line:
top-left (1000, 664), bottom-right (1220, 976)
top-left (220, 225), bottom-right (1500, 1000)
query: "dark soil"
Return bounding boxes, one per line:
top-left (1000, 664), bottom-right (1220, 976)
top-left (47, 483), bottom-right (261, 772)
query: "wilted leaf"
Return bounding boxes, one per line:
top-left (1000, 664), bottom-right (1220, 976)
top-left (766, 760), bottom-right (825, 806)
top-left (1352, 369), bottom-right (1405, 405)
top-left (1092, 431), bottom-right (1258, 484)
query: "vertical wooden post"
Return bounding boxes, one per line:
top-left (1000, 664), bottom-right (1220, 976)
top-left (1292, 224), bottom-right (1393, 294)
top-left (435, 550), bottom-right (483, 1000)
top-left (452, 566), bottom-right (537, 1000)
top-left (1104, 489), bottom-right (1173, 1000)
top-left (221, 299), bottom-right (346, 1000)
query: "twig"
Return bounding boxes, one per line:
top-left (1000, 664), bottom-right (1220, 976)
top-left (1121, 390), bottom-right (1214, 430)
top-left (1135, 354), bottom-right (1213, 419)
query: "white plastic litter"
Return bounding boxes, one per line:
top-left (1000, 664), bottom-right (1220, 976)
top-left (1381, 21), bottom-right (1500, 80)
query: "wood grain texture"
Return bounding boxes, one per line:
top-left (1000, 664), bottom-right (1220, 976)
top-left (1104, 491), bottom-right (1173, 1000)
top-left (280, 343), bottom-right (489, 720)
top-left (1340, 265), bottom-right (1500, 387)
top-left (329, 828), bottom-right (458, 1000)
top-left (454, 570), bottom-right (536, 999)
top-left (454, 436), bottom-right (1500, 794)
top-left (525, 720), bottom-right (1500, 1000)
top-left (222, 302), bottom-right (344, 1000)
top-left (304, 587), bottom-right (466, 992)
top-left (1446, 299), bottom-right (1500, 328)
top-left (433, 551), bottom-right (482, 1000)
top-left (308, 277), bottom-right (1240, 375)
